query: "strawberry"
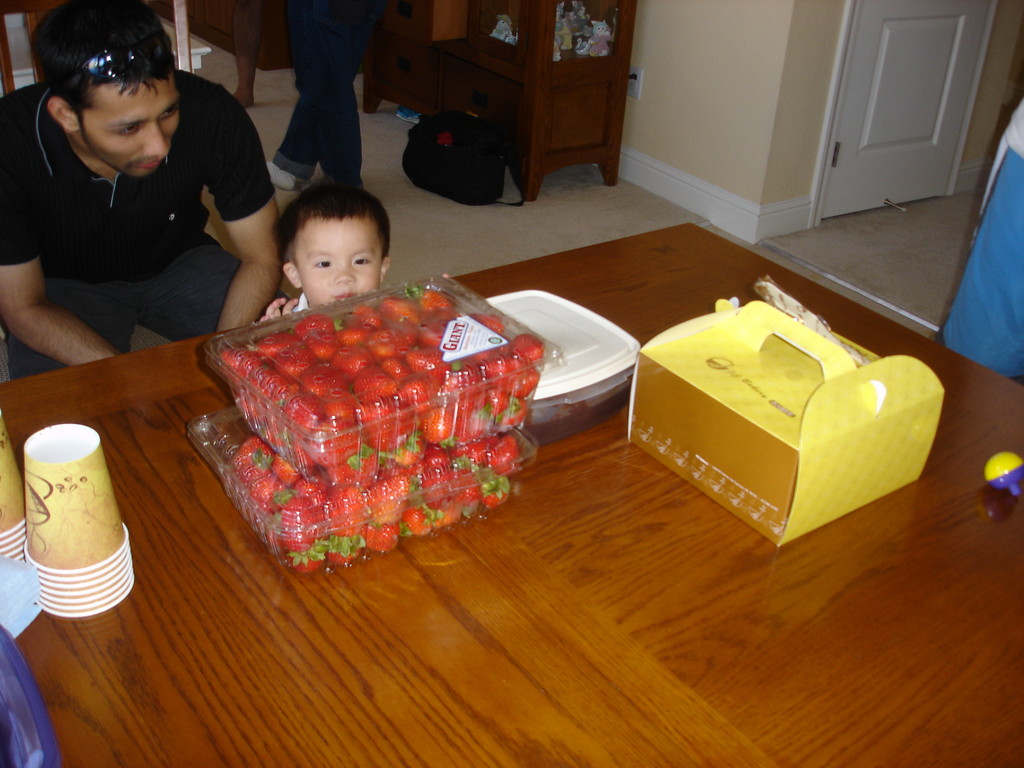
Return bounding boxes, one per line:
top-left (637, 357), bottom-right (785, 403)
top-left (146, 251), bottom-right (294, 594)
top-left (249, 472), bottom-right (286, 512)
top-left (380, 356), bottom-right (412, 381)
top-left (451, 436), bottom-right (493, 468)
top-left (274, 343), bottom-right (317, 378)
top-left (400, 505), bottom-right (439, 537)
top-left (367, 328), bottom-right (399, 360)
top-left (397, 373), bottom-right (436, 412)
top-left (365, 470), bottom-right (415, 524)
top-left (255, 330), bottom-right (295, 357)
top-left (421, 406), bottom-right (455, 445)
top-left (511, 333), bottom-right (545, 363)
top-left (303, 327), bottom-right (339, 360)
top-left (326, 443), bottom-right (378, 486)
top-left (271, 454), bottom-right (301, 485)
top-left (479, 469), bottom-right (511, 510)
top-left (405, 348), bottom-right (448, 385)
top-left (337, 324), bottom-right (371, 346)
top-left (487, 433), bottom-right (521, 475)
top-left (324, 534), bottom-right (365, 567)
top-left (294, 313), bottom-right (335, 338)
top-left (323, 390), bottom-right (359, 425)
top-left (362, 521), bottom-right (400, 552)
top-left (416, 287), bottom-right (455, 311)
top-left (221, 347), bottom-right (265, 377)
top-left (434, 500), bottom-right (463, 528)
top-left (299, 364), bottom-right (339, 397)
top-left (331, 344), bottom-right (375, 378)
top-left (325, 484), bottom-right (367, 536)
top-left (235, 435), bottom-right (274, 472)
top-left (352, 303), bottom-right (383, 329)
top-left (391, 430), bottom-right (424, 467)
top-left (379, 295), bottom-right (421, 324)
top-left (287, 546), bottom-right (326, 573)
top-left (418, 459), bottom-right (455, 504)
top-left (284, 392), bottom-right (326, 431)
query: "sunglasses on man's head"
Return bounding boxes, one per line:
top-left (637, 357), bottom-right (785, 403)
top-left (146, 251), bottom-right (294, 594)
top-left (77, 32), bottom-right (171, 79)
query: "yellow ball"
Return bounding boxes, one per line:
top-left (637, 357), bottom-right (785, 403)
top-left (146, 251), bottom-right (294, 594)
top-left (984, 451), bottom-right (1024, 482)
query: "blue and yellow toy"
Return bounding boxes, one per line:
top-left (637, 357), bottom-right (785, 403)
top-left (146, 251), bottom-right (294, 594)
top-left (984, 451), bottom-right (1024, 496)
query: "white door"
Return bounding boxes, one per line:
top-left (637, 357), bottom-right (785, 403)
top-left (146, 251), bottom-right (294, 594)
top-left (818, 0), bottom-right (995, 219)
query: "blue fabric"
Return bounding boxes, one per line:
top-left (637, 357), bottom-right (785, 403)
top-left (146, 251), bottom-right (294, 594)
top-left (941, 149), bottom-right (1024, 378)
top-left (273, 0), bottom-right (386, 188)
top-left (7, 244), bottom-right (239, 379)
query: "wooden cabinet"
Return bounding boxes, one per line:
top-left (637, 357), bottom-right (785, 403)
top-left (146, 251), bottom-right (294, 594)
top-left (152, 0), bottom-right (293, 70)
top-left (363, 0), bottom-right (636, 201)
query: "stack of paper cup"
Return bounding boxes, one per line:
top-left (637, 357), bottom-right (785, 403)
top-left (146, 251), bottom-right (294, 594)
top-left (22, 424), bottom-right (134, 618)
top-left (0, 409), bottom-right (26, 560)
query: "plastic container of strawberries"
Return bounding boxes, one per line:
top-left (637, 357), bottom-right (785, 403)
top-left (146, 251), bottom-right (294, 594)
top-left (205, 276), bottom-right (561, 486)
top-left (188, 406), bottom-right (537, 571)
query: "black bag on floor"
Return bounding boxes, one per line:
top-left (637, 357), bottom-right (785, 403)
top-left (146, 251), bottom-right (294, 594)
top-left (402, 111), bottom-right (524, 206)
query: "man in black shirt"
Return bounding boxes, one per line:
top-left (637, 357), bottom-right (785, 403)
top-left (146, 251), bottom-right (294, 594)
top-left (0, 0), bottom-right (279, 378)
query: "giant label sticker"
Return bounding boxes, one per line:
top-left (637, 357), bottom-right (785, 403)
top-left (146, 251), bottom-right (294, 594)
top-left (440, 315), bottom-right (508, 362)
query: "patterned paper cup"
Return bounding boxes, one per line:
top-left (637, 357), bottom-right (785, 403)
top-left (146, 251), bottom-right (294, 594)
top-left (25, 523), bottom-right (134, 618)
top-left (0, 409), bottom-right (24, 537)
top-left (0, 518), bottom-right (26, 560)
top-left (24, 424), bottom-right (125, 570)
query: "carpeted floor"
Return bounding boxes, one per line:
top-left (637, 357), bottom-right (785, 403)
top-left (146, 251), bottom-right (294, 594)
top-left (759, 191), bottom-right (984, 334)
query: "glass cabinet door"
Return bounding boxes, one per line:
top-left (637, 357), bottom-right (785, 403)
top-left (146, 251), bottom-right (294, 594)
top-left (553, 0), bottom-right (619, 61)
top-left (471, 0), bottom-right (525, 60)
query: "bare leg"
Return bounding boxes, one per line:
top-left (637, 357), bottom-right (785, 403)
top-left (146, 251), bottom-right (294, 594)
top-left (233, 0), bottom-right (263, 107)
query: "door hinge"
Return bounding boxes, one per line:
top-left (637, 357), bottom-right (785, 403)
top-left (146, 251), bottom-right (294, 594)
top-left (831, 141), bottom-right (841, 168)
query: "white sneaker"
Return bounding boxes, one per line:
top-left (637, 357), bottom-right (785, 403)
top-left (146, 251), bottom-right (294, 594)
top-left (267, 161), bottom-right (297, 191)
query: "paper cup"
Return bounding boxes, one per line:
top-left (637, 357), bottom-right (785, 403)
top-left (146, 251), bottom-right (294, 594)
top-left (0, 409), bottom-right (24, 536)
top-left (25, 522), bottom-right (134, 618)
top-left (0, 518), bottom-right (26, 560)
top-left (24, 424), bottom-right (124, 570)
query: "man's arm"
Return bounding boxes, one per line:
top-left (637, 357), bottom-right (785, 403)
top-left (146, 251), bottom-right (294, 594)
top-left (217, 197), bottom-right (281, 331)
top-left (0, 258), bottom-right (119, 366)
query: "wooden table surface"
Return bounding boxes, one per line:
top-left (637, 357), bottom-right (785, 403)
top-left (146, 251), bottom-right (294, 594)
top-left (8, 224), bottom-right (1023, 767)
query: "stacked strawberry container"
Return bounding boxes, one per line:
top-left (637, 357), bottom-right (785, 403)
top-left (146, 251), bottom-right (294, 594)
top-left (189, 277), bottom-right (560, 573)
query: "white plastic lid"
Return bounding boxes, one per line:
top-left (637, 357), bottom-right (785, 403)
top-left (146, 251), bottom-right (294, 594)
top-left (487, 290), bottom-right (640, 400)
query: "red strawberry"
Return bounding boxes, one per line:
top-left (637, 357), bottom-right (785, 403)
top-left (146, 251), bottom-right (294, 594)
top-left (287, 547), bottom-right (326, 573)
top-left (294, 313), bottom-right (335, 338)
top-left (353, 365), bottom-right (399, 402)
top-left (406, 348), bottom-right (449, 385)
top-left (487, 432), bottom-right (521, 475)
top-left (325, 484), bottom-right (367, 537)
top-left (479, 469), bottom-right (511, 509)
top-left (331, 345), bottom-right (375, 378)
top-left (325, 534), bottom-right (365, 566)
top-left (362, 521), bottom-right (400, 552)
top-left (337, 324), bottom-right (371, 346)
top-left (451, 436), bottom-right (493, 468)
top-left (323, 389), bottom-right (359, 425)
top-left (248, 472), bottom-right (286, 512)
top-left (434, 501), bottom-right (463, 528)
top-left (421, 406), bottom-right (455, 445)
top-left (380, 295), bottom-right (420, 324)
top-left (274, 343), bottom-right (317, 378)
top-left (380, 356), bottom-right (412, 381)
top-left (352, 303), bottom-right (383, 329)
top-left (365, 470), bottom-right (415, 524)
top-left (255, 330), bottom-right (295, 357)
top-left (235, 435), bottom-right (274, 471)
top-left (400, 505), bottom-right (439, 537)
top-left (511, 333), bottom-right (545, 363)
top-left (221, 347), bottom-right (265, 377)
top-left (417, 288), bottom-right (455, 311)
top-left (397, 373), bottom-right (436, 411)
top-left (391, 430), bottom-right (424, 467)
top-left (367, 328), bottom-right (399, 360)
top-left (271, 454), bottom-right (301, 485)
top-left (284, 393), bottom-right (326, 431)
top-left (303, 327), bottom-right (339, 360)
top-left (300, 364), bottom-right (339, 397)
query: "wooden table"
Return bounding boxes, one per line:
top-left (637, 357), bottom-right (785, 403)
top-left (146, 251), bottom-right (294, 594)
top-left (8, 224), bottom-right (1023, 767)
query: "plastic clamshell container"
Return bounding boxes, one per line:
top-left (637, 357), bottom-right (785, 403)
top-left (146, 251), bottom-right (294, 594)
top-left (188, 407), bottom-right (537, 571)
top-left (205, 276), bottom-right (561, 484)
top-left (0, 625), bottom-right (61, 768)
top-left (487, 290), bottom-right (640, 444)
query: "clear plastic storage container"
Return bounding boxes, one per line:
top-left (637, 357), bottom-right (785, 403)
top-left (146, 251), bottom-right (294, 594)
top-left (487, 290), bottom-right (639, 444)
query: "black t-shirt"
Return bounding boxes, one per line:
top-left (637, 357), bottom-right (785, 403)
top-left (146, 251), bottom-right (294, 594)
top-left (0, 71), bottom-right (274, 283)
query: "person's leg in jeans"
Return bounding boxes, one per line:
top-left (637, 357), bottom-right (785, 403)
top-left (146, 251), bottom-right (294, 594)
top-left (136, 245), bottom-right (240, 340)
top-left (6, 280), bottom-right (138, 379)
top-left (272, 0), bottom-right (321, 182)
top-left (312, 0), bottom-right (386, 187)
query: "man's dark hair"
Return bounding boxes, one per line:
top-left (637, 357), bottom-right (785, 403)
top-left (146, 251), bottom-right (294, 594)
top-left (36, 0), bottom-right (174, 109)
top-left (277, 184), bottom-right (392, 262)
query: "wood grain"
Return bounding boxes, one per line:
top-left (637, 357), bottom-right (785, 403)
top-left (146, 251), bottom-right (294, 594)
top-left (9, 225), bottom-right (1023, 767)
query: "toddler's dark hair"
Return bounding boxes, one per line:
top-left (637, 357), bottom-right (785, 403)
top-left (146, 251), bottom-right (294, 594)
top-left (276, 184), bottom-right (391, 262)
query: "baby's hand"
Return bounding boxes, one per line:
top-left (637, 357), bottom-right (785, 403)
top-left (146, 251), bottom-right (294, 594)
top-left (259, 296), bottom-right (300, 322)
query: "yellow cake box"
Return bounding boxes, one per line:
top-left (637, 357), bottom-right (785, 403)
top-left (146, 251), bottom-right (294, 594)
top-left (627, 300), bottom-right (944, 545)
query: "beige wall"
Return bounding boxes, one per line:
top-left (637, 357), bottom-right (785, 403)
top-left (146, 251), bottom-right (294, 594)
top-left (623, 0), bottom-right (1024, 211)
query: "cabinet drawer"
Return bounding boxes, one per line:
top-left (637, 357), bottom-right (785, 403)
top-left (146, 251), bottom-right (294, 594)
top-left (381, 0), bottom-right (468, 44)
top-left (371, 27), bottom-right (441, 107)
top-left (441, 55), bottom-right (520, 135)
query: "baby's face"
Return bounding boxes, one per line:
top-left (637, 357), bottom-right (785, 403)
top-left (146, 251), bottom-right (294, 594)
top-left (283, 216), bottom-right (390, 307)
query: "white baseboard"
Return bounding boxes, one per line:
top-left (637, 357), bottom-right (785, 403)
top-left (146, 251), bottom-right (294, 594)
top-left (620, 145), bottom-right (991, 242)
top-left (619, 147), bottom-right (813, 243)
